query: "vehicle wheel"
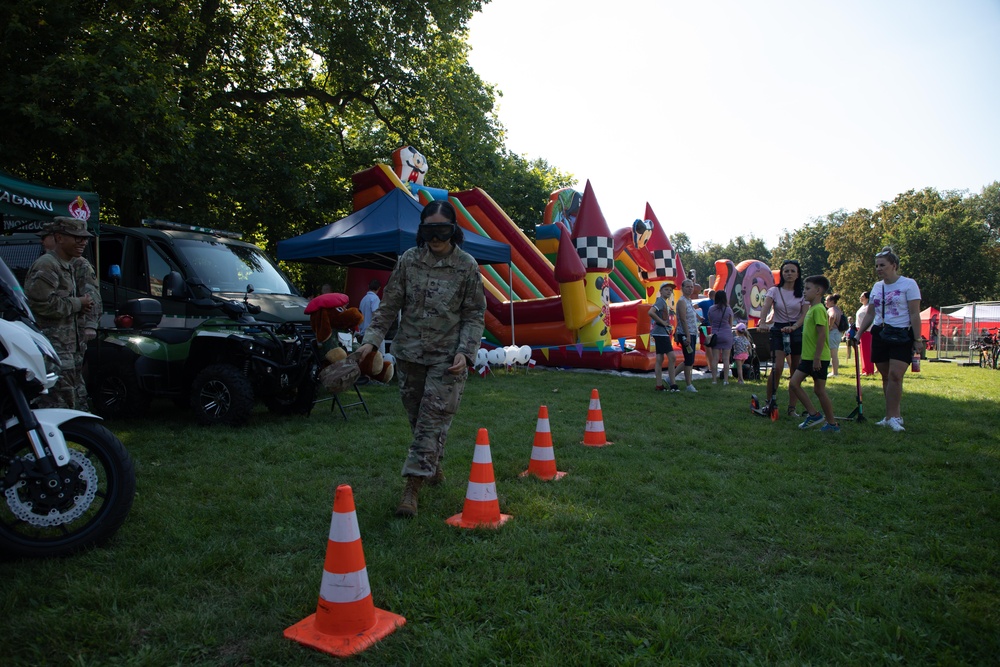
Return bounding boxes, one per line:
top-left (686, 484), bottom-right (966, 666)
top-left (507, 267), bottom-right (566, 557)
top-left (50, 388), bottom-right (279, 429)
top-left (263, 376), bottom-right (319, 416)
top-left (0, 419), bottom-right (136, 558)
top-left (90, 363), bottom-right (151, 419)
top-left (190, 363), bottom-right (254, 426)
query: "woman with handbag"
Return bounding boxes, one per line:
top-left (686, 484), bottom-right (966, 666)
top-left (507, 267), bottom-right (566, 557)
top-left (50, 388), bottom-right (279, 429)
top-left (856, 246), bottom-right (923, 432)
top-left (758, 259), bottom-right (808, 416)
top-left (706, 290), bottom-right (734, 385)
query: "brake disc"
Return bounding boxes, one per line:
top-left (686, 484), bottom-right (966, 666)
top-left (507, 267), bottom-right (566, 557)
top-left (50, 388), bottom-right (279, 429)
top-left (3, 450), bottom-right (99, 526)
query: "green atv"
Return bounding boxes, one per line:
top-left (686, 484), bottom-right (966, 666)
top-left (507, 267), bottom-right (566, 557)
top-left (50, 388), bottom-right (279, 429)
top-left (86, 273), bottom-right (320, 426)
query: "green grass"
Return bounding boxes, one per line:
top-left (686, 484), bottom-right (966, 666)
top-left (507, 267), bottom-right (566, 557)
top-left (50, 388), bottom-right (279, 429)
top-left (2, 354), bottom-right (998, 666)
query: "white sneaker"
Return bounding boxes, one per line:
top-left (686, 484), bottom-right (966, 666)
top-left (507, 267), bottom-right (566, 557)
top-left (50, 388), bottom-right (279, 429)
top-left (887, 417), bottom-right (906, 432)
top-left (722, 381), bottom-right (730, 386)
top-left (685, 384), bottom-right (698, 393)
top-left (876, 417), bottom-right (889, 427)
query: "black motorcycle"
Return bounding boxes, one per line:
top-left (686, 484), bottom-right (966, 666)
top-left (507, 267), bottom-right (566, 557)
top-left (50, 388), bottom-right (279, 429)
top-left (0, 258), bottom-right (136, 557)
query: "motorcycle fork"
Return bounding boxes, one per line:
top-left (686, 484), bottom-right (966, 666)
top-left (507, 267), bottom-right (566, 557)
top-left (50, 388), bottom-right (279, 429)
top-left (1, 371), bottom-right (71, 470)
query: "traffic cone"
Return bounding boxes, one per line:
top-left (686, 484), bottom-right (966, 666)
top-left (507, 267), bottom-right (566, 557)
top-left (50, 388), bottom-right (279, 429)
top-left (581, 388), bottom-right (612, 446)
top-left (520, 405), bottom-right (566, 480)
top-left (284, 485), bottom-right (405, 657)
top-left (446, 428), bottom-right (512, 529)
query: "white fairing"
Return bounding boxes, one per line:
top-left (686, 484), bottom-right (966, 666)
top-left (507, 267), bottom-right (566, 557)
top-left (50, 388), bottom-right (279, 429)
top-left (3, 409), bottom-right (100, 467)
top-left (0, 319), bottom-right (60, 389)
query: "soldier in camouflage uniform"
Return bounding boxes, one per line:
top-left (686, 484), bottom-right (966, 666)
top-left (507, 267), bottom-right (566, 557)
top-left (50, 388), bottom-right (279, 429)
top-left (358, 200), bottom-right (486, 518)
top-left (24, 217), bottom-right (99, 410)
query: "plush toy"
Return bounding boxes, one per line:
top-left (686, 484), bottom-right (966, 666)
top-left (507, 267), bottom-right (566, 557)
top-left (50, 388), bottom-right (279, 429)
top-left (307, 293), bottom-right (394, 392)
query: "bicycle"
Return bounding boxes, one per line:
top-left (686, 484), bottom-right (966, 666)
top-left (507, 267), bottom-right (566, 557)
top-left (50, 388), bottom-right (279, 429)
top-left (971, 328), bottom-right (999, 369)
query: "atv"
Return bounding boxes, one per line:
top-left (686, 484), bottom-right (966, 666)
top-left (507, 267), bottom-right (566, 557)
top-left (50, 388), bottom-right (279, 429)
top-left (86, 272), bottom-right (320, 426)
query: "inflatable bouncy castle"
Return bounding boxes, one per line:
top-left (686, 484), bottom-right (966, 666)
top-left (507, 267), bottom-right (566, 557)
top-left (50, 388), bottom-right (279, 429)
top-left (316, 147), bottom-right (700, 371)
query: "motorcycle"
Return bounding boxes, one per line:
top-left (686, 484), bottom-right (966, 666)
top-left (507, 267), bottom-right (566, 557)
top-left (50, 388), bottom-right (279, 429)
top-left (0, 257), bottom-right (136, 557)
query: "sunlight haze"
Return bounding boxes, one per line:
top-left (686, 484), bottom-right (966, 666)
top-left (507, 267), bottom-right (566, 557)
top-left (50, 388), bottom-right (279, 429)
top-left (467, 0), bottom-right (1000, 248)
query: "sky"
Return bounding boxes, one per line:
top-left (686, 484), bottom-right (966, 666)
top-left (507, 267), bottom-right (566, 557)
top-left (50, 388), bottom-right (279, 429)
top-left (465, 0), bottom-right (1000, 249)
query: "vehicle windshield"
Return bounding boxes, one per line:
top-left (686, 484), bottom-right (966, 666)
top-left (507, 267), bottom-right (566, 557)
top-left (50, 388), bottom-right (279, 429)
top-left (174, 238), bottom-right (297, 295)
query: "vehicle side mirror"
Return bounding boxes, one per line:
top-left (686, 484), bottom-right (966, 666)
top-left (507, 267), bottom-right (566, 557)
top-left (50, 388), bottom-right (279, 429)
top-left (163, 271), bottom-right (188, 298)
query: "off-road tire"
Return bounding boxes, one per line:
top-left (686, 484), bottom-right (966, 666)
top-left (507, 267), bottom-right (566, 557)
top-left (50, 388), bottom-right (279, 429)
top-left (90, 363), bottom-right (151, 419)
top-left (190, 364), bottom-right (254, 426)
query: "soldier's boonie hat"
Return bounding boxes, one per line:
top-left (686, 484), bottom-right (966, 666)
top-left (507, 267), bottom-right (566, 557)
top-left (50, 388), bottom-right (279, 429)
top-left (35, 221), bottom-right (57, 238)
top-left (50, 216), bottom-right (93, 237)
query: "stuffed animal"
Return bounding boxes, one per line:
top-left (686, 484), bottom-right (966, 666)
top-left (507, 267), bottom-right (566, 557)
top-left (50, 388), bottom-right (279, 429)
top-left (306, 293), bottom-right (394, 392)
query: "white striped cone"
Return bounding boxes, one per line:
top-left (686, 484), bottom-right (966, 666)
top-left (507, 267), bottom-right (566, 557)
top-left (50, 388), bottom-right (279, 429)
top-left (582, 388), bottom-right (612, 446)
top-left (520, 405), bottom-right (566, 480)
top-left (284, 485), bottom-right (405, 657)
top-left (446, 428), bottom-right (512, 529)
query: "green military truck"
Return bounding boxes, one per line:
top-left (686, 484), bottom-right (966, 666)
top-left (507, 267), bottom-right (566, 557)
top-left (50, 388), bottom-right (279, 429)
top-left (0, 218), bottom-right (310, 327)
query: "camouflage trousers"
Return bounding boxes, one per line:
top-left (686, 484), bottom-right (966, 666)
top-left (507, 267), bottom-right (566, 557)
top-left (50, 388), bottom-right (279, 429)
top-left (395, 359), bottom-right (468, 478)
top-left (35, 349), bottom-right (89, 412)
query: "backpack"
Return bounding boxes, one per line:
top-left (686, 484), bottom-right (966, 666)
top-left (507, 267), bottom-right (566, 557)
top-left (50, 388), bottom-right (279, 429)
top-left (837, 311), bottom-right (849, 332)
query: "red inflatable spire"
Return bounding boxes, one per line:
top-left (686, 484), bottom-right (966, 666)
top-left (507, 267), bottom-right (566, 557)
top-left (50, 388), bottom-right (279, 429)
top-left (554, 222), bottom-right (586, 283)
top-left (642, 203), bottom-right (684, 287)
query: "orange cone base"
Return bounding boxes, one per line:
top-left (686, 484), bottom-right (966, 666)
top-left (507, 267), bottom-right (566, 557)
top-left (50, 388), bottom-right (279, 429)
top-left (445, 512), bottom-right (513, 530)
top-left (519, 469), bottom-right (567, 481)
top-left (284, 607), bottom-right (406, 658)
top-left (580, 439), bottom-right (613, 447)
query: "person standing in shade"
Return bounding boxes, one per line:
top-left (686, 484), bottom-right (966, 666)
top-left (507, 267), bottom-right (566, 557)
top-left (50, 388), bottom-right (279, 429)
top-left (856, 246), bottom-right (923, 432)
top-left (675, 278), bottom-right (700, 393)
top-left (648, 282), bottom-right (679, 392)
top-left (358, 279), bottom-right (383, 353)
top-left (23, 217), bottom-right (97, 410)
top-left (356, 200), bottom-right (486, 517)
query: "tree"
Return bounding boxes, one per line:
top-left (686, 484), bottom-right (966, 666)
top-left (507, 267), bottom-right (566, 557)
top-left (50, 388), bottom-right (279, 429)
top-left (894, 210), bottom-right (998, 306)
top-left (0, 0), bottom-right (567, 259)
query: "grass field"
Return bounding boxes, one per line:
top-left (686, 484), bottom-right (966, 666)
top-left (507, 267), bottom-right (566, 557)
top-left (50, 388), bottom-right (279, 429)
top-left (2, 352), bottom-right (998, 665)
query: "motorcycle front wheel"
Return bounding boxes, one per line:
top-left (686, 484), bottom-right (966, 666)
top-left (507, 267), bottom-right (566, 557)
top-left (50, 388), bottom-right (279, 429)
top-left (0, 419), bottom-right (136, 558)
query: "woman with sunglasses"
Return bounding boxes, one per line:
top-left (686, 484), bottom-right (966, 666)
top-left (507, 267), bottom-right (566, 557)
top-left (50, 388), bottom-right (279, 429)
top-left (855, 246), bottom-right (923, 432)
top-left (358, 200), bottom-right (486, 517)
top-left (757, 259), bottom-right (808, 416)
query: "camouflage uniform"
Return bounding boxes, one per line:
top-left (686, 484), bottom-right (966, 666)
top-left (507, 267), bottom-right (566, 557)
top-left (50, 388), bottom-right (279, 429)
top-left (362, 244), bottom-right (486, 478)
top-left (24, 238), bottom-right (98, 411)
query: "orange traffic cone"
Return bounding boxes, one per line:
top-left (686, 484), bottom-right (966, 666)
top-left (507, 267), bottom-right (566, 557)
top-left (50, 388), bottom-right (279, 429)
top-left (582, 388), bottom-right (612, 447)
top-left (284, 485), bottom-right (405, 657)
top-left (520, 405), bottom-right (566, 480)
top-left (446, 428), bottom-right (512, 529)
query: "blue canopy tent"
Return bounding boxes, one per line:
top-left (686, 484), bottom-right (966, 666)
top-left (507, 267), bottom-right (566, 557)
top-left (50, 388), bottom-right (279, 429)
top-left (277, 188), bottom-right (510, 270)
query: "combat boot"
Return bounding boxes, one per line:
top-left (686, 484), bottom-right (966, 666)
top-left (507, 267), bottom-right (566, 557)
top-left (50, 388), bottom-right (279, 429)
top-left (395, 476), bottom-right (423, 518)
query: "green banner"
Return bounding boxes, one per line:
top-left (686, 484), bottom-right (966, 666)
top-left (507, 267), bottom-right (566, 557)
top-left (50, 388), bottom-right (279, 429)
top-left (0, 171), bottom-right (100, 233)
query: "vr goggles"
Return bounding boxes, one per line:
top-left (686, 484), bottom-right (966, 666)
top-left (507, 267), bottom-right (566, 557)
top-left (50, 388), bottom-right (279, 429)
top-left (418, 223), bottom-right (456, 243)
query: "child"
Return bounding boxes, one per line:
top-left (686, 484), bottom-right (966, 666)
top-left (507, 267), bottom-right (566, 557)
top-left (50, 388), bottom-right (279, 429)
top-left (789, 275), bottom-right (840, 432)
top-left (732, 322), bottom-right (751, 384)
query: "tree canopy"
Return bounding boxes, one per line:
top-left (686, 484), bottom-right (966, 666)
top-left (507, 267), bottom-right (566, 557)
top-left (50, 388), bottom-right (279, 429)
top-left (0, 0), bottom-right (571, 260)
top-left (1, 1), bottom-right (995, 303)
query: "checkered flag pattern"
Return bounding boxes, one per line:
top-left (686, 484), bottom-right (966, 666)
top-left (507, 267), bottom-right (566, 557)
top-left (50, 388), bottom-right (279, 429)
top-left (574, 236), bottom-right (614, 270)
top-left (640, 249), bottom-right (676, 280)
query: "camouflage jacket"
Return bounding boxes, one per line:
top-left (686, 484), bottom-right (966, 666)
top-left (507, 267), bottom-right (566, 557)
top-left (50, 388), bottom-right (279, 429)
top-left (23, 252), bottom-right (91, 352)
top-left (362, 244), bottom-right (486, 365)
top-left (73, 256), bottom-right (101, 331)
